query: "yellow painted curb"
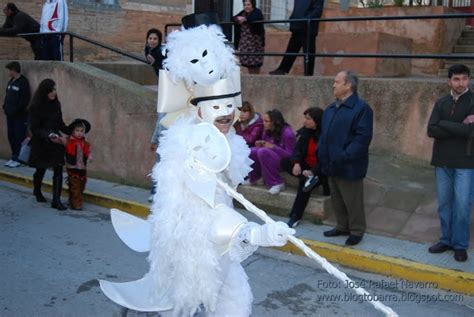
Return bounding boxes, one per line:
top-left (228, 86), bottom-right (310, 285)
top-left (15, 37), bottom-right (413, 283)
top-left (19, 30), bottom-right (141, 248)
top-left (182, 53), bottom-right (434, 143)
top-left (0, 170), bottom-right (150, 218)
top-left (1, 170), bottom-right (473, 296)
top-left (277, 238), bottom-right (474, 296)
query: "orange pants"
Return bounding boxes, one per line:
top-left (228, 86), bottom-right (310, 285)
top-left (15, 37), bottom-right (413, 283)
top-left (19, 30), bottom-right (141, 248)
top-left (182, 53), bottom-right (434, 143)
top-left (67, 169), bottom-right (87, 210)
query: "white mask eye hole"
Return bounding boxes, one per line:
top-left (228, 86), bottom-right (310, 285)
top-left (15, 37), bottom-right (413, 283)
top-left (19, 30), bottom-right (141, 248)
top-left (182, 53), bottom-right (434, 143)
top-left (202, 50), bottom-right (208, 57)
top-left (213, 105), bottom-right (220, 110)
top-left (190, 59), bottom-right (199, 64)
top-left (226, 104), bottom-right (233, 108)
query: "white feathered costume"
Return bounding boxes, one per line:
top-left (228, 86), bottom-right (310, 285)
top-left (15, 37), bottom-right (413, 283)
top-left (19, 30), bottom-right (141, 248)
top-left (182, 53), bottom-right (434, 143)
top-left (99, 20), bottom-right (294, 317)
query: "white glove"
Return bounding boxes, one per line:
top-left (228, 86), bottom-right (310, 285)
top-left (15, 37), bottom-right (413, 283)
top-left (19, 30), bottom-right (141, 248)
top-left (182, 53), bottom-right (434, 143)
top-left (249, 222), bottom-right (295, 247)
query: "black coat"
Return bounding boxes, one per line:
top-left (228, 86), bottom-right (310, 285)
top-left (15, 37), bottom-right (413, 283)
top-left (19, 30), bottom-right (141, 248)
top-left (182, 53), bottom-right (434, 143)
top-left (289, 0), bottom-right (324, 36)
top-left (144, 45), bottom-right (164, 76)
top-left (3, 75), bottom-right (30, 117)
top-left (290, 127), bottom-right (320, 165)
top-left (0, 10), bottom-right (40, 43)
top-left (233, 8), bottom-right (265, 49)
top-left (428, 90), bottom-right (474, 168)
top-left (28, 99), bottom-right (68, 168)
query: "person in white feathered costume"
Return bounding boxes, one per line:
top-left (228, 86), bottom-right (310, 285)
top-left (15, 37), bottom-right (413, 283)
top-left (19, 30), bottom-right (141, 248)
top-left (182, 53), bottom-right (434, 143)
top-left (98, 13), bottom-right (295, 317)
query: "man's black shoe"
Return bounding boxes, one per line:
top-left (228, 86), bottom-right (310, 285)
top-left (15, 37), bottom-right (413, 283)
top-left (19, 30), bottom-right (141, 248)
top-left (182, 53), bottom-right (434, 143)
top-left (269, 69), bottom-right (287, 75)
top-left (428, 242), bottom-right (453, 254)
top-left (454, 249), bottom-right (468, 262)
top-left (345, 235), bottom-right (363, 246)
top-left (323, 228), bottom-right (350, 237)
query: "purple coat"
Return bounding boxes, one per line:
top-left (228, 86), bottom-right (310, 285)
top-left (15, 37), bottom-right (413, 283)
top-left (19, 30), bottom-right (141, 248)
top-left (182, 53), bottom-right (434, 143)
top-left (234, 113), bottom-right (264, 147)
top-left (261, 124), bottom-right (296, 158)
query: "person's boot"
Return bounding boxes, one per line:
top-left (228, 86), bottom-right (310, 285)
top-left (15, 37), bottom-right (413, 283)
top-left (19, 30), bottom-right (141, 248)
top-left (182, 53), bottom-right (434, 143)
top-left (33, 170), bottom-right (47, 202)
top-left (51, 172), bottom-right (67, 210)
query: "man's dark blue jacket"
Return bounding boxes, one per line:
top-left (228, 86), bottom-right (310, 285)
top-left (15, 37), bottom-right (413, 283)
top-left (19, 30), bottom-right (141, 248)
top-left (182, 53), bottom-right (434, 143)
top-left (318, 93), bottom-right (373, 180)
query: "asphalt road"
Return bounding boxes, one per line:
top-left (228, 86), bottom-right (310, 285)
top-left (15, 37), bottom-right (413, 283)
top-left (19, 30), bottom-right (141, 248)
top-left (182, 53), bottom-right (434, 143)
top-left (1, 181), bottom-right (473, 317)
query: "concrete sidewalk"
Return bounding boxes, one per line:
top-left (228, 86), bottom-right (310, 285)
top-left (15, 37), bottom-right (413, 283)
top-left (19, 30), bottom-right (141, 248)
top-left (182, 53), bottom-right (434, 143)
top-left (0, 159), bottom-right (473, 296)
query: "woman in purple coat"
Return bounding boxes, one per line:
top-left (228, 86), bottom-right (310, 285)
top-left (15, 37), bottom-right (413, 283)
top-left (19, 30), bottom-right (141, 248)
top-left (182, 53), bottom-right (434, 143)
top-left (249, 109), bottom-right (296, 195)
top-left (234, 101), bottom-right (263, 146)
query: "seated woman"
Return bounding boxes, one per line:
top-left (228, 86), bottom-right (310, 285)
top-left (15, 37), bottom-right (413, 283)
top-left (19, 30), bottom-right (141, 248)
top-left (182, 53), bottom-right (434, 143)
top-left (234, 101), bottom-right (263, 147)
top-left (249, 109), bottom-right (296, 195)
top-left (281, 107), bottom-right (330, 228)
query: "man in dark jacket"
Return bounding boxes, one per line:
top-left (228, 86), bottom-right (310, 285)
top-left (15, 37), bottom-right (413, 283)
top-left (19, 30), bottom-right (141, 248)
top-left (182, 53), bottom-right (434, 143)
top-left (318, 70), bottom-right (373, 246)
top-left (0, 3), bottom-right (41, 59)
top-left (269, 0), bottom-right (324, 76)
top-left (427, 64), bottom-right (474, 262)
top-left (2, 61), bottom-right (30, 168)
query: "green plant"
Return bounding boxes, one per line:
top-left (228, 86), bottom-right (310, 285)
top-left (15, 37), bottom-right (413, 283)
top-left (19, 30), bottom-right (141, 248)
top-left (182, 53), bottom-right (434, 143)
top-left (367, 0), bottom-right (385, 8)
top-left (394, 0), bottom-right (404, 6)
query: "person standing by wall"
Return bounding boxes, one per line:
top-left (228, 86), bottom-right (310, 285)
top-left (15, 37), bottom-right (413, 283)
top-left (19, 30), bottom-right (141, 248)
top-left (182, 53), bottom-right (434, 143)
top-left (144, 28), bottom-right (164, 78)
top-left (2, 61), bottom-right (30, 168)
top-left (40, 0), bottom-right (68, 61)
top-left (0, 3), bottom-right (41, 60)
top-left (318, 70), bottom-right (373, 246)
top-left (427, 64), bottom-right (474, 262)
top-left (269, 0), bottom-right (324, 76)
top-left (64, 118), bottom-right (91, 210)
top-left (233, 0), bottom-right (265, 74)
top-left (28, 78), bottom-right (69, 210)
top-left (148, 112), bottom-right (166, 202)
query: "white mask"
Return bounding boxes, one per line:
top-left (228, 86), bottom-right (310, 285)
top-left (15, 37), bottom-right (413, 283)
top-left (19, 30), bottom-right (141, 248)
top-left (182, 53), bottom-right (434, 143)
top-left (185, 122), bottom-right (231, 207)
top-left (191, 70), bottom-right (242, 133)
top-left (198, 97), bottom-right (236, 127)
top-left (187, 47), bottom-right (223, 86)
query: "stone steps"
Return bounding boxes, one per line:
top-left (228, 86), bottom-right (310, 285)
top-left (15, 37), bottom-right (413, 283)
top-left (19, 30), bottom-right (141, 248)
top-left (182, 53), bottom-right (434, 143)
top-left (453, 45), bottom-right (474, 53)
top-left (460, 30), bottom-right (474, 38)
top-left (438, 28), bottom-right (474, 76)
top-left (236, 173), bottom-right (332, 221)
top-left (457, 38), bottom-right (474, 45)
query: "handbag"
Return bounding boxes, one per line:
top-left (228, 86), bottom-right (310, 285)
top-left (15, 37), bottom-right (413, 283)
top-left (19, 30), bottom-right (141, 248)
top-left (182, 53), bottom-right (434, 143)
top-left (18, 137), bottom-right (31, 164)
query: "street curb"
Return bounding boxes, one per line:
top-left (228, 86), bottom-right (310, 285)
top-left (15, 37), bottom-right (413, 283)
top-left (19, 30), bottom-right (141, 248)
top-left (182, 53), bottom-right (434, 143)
top-left (0, 170), bottom-right (149, 218)
top-left (278, 239), bottom-right (474, 296)
top-left (1, 170), bottom-right (473, 296)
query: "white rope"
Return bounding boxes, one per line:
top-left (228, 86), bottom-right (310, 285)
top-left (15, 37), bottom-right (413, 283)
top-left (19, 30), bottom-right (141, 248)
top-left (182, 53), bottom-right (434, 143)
top-left (216, 178), bottom-right (398, 317)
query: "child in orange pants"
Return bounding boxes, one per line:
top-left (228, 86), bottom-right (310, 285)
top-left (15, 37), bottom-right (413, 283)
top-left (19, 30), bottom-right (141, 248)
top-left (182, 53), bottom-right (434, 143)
top-left (65, 119), bottom-right (91, 210)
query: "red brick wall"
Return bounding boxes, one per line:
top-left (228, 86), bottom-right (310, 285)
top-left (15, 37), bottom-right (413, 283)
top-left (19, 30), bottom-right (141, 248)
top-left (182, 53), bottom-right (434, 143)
top-left (0, 1), bottom-right (183, 61)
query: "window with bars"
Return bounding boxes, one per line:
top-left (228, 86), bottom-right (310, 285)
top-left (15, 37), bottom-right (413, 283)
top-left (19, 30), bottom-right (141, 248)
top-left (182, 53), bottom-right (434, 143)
top-left (260, 0), bottom-right (291, 21)
top-left (72, 0), bottom-right (118, 5)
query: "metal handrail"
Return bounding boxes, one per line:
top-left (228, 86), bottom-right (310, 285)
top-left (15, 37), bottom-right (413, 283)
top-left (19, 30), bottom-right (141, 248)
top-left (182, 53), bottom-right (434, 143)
top-left (17, 31), bottom-right (148, 64)
top-left (166, 12), bottom-right (474, 75)
top-left (13, 13), bottom-right (474, 75)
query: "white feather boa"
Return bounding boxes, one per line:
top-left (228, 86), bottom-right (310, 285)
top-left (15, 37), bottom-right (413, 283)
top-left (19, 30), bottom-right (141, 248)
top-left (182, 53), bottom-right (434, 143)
top-left (147, 118), bottom-right (253, 316)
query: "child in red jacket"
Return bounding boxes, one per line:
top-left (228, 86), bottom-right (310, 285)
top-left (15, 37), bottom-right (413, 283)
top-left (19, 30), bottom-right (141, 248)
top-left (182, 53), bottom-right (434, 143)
top-left (64, 119), bottom-right (91, 210)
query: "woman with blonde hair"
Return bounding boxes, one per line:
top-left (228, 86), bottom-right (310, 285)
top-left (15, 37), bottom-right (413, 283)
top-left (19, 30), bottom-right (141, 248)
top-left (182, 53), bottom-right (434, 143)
top-left (234, 101), bottom-right (263, 147)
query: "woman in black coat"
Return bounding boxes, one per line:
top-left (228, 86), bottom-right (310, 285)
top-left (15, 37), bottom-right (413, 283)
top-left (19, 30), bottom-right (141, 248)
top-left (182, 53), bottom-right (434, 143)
top-left (233, 0), bottom-right (265, 74)
top-left (281, 107), bottom-right (330, 228)
top-left (29, 78), bottom-right (69, 210)
top-left (144, 28), bottom-right (164, 77)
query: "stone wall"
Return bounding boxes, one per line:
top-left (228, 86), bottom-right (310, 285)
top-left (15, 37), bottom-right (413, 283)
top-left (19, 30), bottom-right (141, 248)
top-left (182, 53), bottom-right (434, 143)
top-left (0, 62), bottom-right (452, 186)
top-left (0, 0), bottom-right (183, 62)
top-left (0, 61), bottom-right (157, 186)
top-left (241, 74), bottom-right (442, 162)
top-left (0, 3), bottom-right (466, 76)
top-left (319, 6), bottom-right (466, 75)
